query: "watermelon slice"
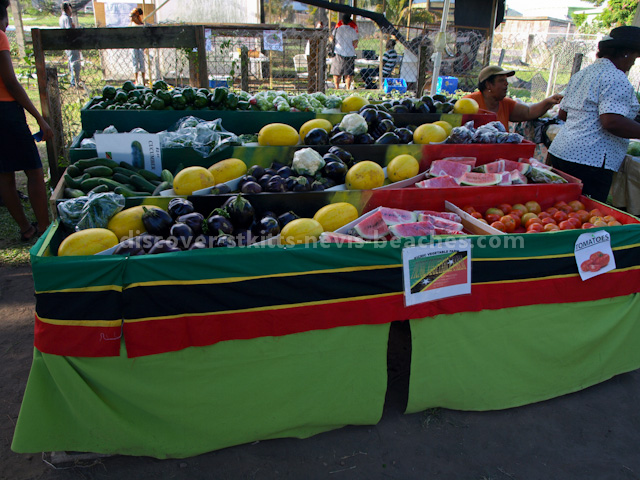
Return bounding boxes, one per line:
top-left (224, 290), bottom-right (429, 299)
top-left (379, 207), bottom-right (417, 225)
top-left (524, 158), bottom-right (552, 170)
top-left (434, 227), bottom-right (464, 235)
top-left (415, 175), bottom-right (459, 188)
top-left (419, 214), bottom-right (463, 231)
top-left (441, 156), bottom-right (477, 167)
top-left (475, 159), bottom-right (506, 173)
top-left (499, 171), bottom-right (512, 185)
top-left (414, 210), bottom-right (462, 223)
top-left (388, 222), bottom-right (435, 238)
top-left (429, 160), bottom-right (471, 180)
top-left (510, 170), bottom-right (528, 184)
top-left (319, 232), bottom-right (365, 244)
top-left (459, 172), bottom-right (502, 186)
top-left (353, 210), bottom-right (390, 240)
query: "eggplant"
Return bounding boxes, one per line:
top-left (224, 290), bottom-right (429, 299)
top-left (406, 124), bottom-right (417, 133)
top-left (329, 124), bottom-right (342, 137)
top-left (322, 153), bottom-right (342, 165)
top-left (375, 110), bottom-right (393, 124)
top-left (142, 206), bottom-right (173, 237)
top-left (216, 234), bottom-right (237, 248)
top-left (247, 165), bottom-right (265, 179)
top-left (241, 181), bottom-right (263, 194)
top-left (210, 183), bottom-right (231, 195)
top-left (137, 232), bottom-right (163, 252)
top-left (222, 194), bottom-right (255, 229)
top-left (266, 175), bottom-right (286, 193)
top-left (391, 104), bottom-right (409, 114)
top-left (113, 238), bottom-right (145, 256)
top-left (315, 176), bottom-right (336, 189)
top-left (261, 211), bottom-right (278, 220)
top-left (311, 181), bottom-right (325, 191)
top-left (375, 132), bottom-right (401, 145)
top-left (252, 216), bottom-right (281, 239)
top-left (323, 161), bottom-right (348, 182)
top-left (328, 147), bottom-right (354, 167)
top-left (188, 241), bottom-right (207, 250)
top-left (372, 119), bottom-right (395, 139)
top-left (196, 234), bottom-right (217, 248)
top-left (329, 131), bottom-right (355, 146)
top-left (264, 168), bottom-right (278, 176)
top-left (355, 133), bottom-right (375, 144)
top-left (148, 239), bottom-right (181, 255)
top-left (304, 128), bottom-right (329, 145)
top-left (167, 198), bottom-right (194, 220)
top-left (170, 222), bottom-right (195, 250)
top-left (236, 175), bottom-right (257, 191)
top-left (277, 166), bottom-right (293, 179)
top-left (414, 102), bottom-right (430, 115)
top-left (258, 174), bottom-right (273, 189)
top-left (176, 212), bottom-right (205, 235)
top-left (269, 161), bottom-right (286, 171)
top-left (277, 211), bottom-right (299, 227)
top-left (380, 102), bottom-right (393, 112)
top-left (358, 104), bottom-right (378, 113)
top-left (359, 108), bottom-right (378, 125)
top-left (401, 98), bottom-right (414, 109)
top-left (285, 176), bottom-right (297, 191)
top-left (292, 176), bottom-right (311, 192)
top-left (206, 213), bottom-right (234, 235)
top-left (394, 127), bottom-right (414, 144)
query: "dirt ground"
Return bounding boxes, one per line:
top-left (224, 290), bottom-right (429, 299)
top-left (2, 265), bottom-right (640, 480)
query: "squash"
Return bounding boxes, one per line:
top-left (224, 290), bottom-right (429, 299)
top-left (345, 161), bottom-right (385, 190)
top-left (280, 218), bottom-right (323, 245)
top-left (107, 205), bottom-right (162, 241)
top-left (208, 158), bottom-right (247, 184)
top-left (58, 228), bottom-right (119, 256)
top-left (313, 202), bottom-right (359, 232)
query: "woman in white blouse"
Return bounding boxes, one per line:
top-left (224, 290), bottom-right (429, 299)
top-left (547, 26), bottom-right (640, 201)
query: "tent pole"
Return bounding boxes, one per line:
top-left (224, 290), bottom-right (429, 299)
top-left (429, 0), bottom-right (451, 96)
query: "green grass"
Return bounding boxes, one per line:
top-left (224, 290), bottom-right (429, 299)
top-left (9, 11), bottom-right (95, 28)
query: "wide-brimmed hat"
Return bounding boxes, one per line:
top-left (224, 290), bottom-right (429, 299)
top-left (599, 26), bottom-right (640, 52)
top-left (478, 65), bottom-right (515, 83)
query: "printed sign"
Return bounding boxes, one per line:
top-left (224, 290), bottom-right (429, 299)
top-left (263, 30), bottom-right (283, 51)
top-left (95, 133), bottom-right (162, 176)
top-left (402, 240), bottom-right (472, 306)
top-left (574, 230), bottom-right (616, 281)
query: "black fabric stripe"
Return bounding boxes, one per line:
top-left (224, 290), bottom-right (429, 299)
top-left (36, 291), bottom-right (122, 321)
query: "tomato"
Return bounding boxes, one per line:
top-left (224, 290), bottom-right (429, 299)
top-left (608, 220), bottom-right (623, 226)
top-left (552, 211), bottom-right (568, 223)
top-left (462, 205), bottom-right (477, 214)
top-left (512, 204), bottom-right (528, 216)
top-left (525, 201), bottom-right (541, 214)
top-left (593, 220), bottom-right (608, 228)
top-left (527, 223), bottom-right (544, 233)
top-left (538, 212), bottom-right (551, 220)
top-left (470, 211), bottom-right (483, 219)
top-left (513, 226), bottom-right (527, 233)
top-left (497, 203), bottom-right (512, 214)
top-left (477, 218), bottom-right (488, 224)
top-left (545, 207), bottom-right (559, 216)
top-left (559, 204), bottom-right (573, 214)
top-left (508, 212), bottom-right (522, 228)
top-left (490, 221), bottom-right (506, 232)
top-left (603, 215), bottom-right (616, 223)
top-left (525, 217), bottom-right (543, 229)
top-left (554, 201), bottom-right (568, 209)
top-left (581, 222), bottom-right (594, 229)
top-left (590, 208), bottom-right (604, 218)
top-left (589, 216), bottom-right (604, 224)
top-left (568, 200), bottom-right (586, 211)
top-left (575, 210), bottom-right (590, 223)
top-left (500, 215), bottom-right (516, 233)
top-left (544, 223), bottom-right (560, 232)
top-left (486, 207), bottom-right (505, 217)
top-left (521, 212), bottom-right (538, 225)
top-left (541, 217), bottom-right (557, 226)
top-left (485, 213), bottom-right (501, 224)
top-left (558, 220), bottom-right (574, 230)
top-left (567, 217), bottom-right (582, 229)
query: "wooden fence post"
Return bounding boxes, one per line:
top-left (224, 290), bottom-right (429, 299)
top-left (417, 44), bottom-right (429, 97)
top-left (498, 48), bottom-right (505, 66)
top-left (195, 26), bottom-right (208, 88)
top-left (571, 53), bottom-right (583, 76)
top-left (522, 34), bottom-right (534, 64)
top-left (45, 67), bottom-right (64, 186)
top-left (240, 46), bottom-right (249, 92)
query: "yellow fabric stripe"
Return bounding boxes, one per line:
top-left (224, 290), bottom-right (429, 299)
top-left (125, 264), bottom-right (401, 289)
top-left (474, 242), bottom-right (640, 262)
top-left (124, 291), bottom-right (401, 323)
top-left (475, 264), bottom-right (640, 286)
top-left (36, 285), bottom-right (123, 295)
top-left (37, 317), bottom-right (122, 327)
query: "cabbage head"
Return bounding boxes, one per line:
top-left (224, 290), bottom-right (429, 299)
top-left (339, 113), bottom-right (368, 136)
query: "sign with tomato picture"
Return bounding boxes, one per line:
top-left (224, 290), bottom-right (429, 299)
top-left (402, 240), bottom-right (472, 306)
top-left (574, 230), bottom-right (616, 281)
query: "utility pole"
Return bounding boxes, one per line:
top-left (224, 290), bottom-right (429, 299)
top-left (9, 0), bottom-right (26, 58)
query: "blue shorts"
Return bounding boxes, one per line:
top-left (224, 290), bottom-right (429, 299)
top-left (132, 49), bottom-right (145, 73)
top-left (0, 101), bottom-right (42, 173)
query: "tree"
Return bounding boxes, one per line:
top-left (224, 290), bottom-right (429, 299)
top-left (579, 0), bottom-right (637, 28)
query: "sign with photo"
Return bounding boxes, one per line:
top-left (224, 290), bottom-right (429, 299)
top-left (95, 133), bottom-right (162, 176)
top-left (574, 230), bottom-right (616, 281)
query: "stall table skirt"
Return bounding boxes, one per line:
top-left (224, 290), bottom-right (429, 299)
top-left (12, 323), bottom-right (390, 459)
top-left (407, 293), bottom-right (640, 413)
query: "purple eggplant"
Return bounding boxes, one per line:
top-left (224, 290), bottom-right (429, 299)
top-left (355, 133), bottom-right (375, 144)
top-left (304, 128), bottom-right (329, 145)
top-left (292, 176), bottom-right (311, 192)
top-left (394, 128), bottom-right (414, 144)
top-left (375, 132), bottom-right (401, 144)
top-left (148, 239), bottom-right (181, 255)
top-left (241, 181), bottom-right (263, 194)
top-left (222, 194), bottom-right (255, 229)
top-left (247, 165), bottom-right (265, 179)
top-left (252, 216), bottom-right (280, 239)
top-left (372, 119), bottom-right (395, 139)
top-left (177, 212), bottom-right (205, 235)
top-left (113, 238), bottom-right (145, 256)
top-left (266, 175), bottom-right (286, 193)
top-left (327, 147), bottom-right (354, 167)
top-left (216, 234), bottom-right (237, 248)
top-left (311, 181), bottom-right (325, 191)
top-left (277, 211), bottom-right (299, 227)
top-left (167, 198), bottom-right (194, 220)
top-left (323, 161), bottom-right (348, 182)
top-left (329, 131), bottom-right (355, 145)
top-left (359, 108), bottom-right (377, 125)
top-left (142, 206), bottom-right (173, 237)
top-left (137, 232), bottom-right (163, 252)
top-left (235, 229), bottom-right (255, 246)
top-left (258, 174), bottom-right (273, 190)
top-left (236, 175), bottom-right (257, 191)
top-left (270, 161), bottom-right (286, 171)
top-left (277, 166), bottom-right (293, 179)
top-left (210, 183), bottom-right (231, 195)
top-left (170, 222), bottom-right (195, 250)
top-left (206, 214), bottom-right (234, 235)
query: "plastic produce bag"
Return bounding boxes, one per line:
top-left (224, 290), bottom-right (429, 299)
top-left (57, 196), bottom-right (89, 229)
top-left (75, 192), bottom-right (125, 230)
top-left (161, 116), bottom-right (239, 157)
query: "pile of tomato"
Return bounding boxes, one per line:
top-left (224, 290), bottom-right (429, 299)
top-left (462, 200), bottom-right (623, 234)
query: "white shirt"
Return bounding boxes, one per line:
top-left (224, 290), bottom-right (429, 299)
top-left (549, 58), bottom-right (640, 172)
top-left (333, 25), bottom-right (358, 58)
top-left (59, 13), bottom-right (73, 29)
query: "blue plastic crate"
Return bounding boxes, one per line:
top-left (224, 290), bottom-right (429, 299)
top-left (209, 79), bottom-right (229, 88)
top-left (383, 78), bottom-right (407, 94)
top-left (436, 76), bottom-right (458, 95)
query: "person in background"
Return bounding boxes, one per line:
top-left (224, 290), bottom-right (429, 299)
top-left (329, 13), bottom-right (358, 90)
top-left (58, 2), bottom-right (81, 87)
top-left (0, 0), bottom-right (53, 241)
top-left (382, 38), bottom-right (399, 78)
top-left (130, 8), bottom-right (146, 85)
top-left (547, 26), bottom-right (640, 202)
top-left (463, 65), bottom-right (562, 131)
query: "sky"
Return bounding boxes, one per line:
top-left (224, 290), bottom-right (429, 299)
top-left (505, 0), bottom-right (605, 19)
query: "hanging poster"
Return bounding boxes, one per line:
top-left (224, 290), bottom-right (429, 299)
top-left (94, 133), bottom-right (162, 176)
top-left (263, 30), bottom-right (284, 51)
top-left (574, 230), bottom-right (616, 281)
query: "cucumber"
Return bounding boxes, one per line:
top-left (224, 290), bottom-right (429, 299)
top-left (114, 186), bottom-right (151, 197)
top-left (79, 177), bottom-right (104, 192)
top-left (97, 178), bottom-right (126, 191)
top-left (150, 179), bottom-right (162, 186)
top-left (64, 172), bottom-right (90, 189)
top-left (152, 181), bottom-right (172, 196)
top-left (137, 169), bottom-right (161, 182)
top-left (113, 172), bottom-right (134, 185)
top-left (64, 187), bottom-right (86, 198)
top-left (118, 161), bottom-right (138, 172)
top-left (66, 164), bottom-right (81, 177)
top-left (113, 167), bottom-right (137, 177)
top-left (75, 157), bottom-right (119, 171)
top-left (84, 165), bottom-right (114, 178)
top-left (160, 169), bottom-right (174, 184)
top-left (129, 173), bottom-right (157, 193)
top-left (88, 184), bottom-right (110, 194)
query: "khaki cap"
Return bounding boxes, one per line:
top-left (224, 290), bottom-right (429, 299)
top-left (478, 65), bottom-right (516, 83)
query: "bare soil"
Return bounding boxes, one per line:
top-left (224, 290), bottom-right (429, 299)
top-left (2, 264), bottom-right (640, 480)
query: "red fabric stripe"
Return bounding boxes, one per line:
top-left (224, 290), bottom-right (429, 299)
top-left (34, 317), bottom-right (122, 357)
top-left (124, 268), bottom-right (640, 357)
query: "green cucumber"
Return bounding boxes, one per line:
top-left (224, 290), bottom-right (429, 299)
top-left (113, 167), bottom-right (137, 177)
top-left (75, 157), bottom-right (119, 171)
top-left (137, 169), bottom-right (161, 182)
top-left (84, 165), bottom-right (114, 178)
top-left (152, 181), bottom-right (172, 196)
top-left (114, 186), bottom-right (151, 197)
top-left (64, 187), bottom-right (86, 198)
top-left (66, 164), bottom-right (81, 177)
top-left (113, 172), bottom-right (134, 185)
top-left (64, 172), bottom-right (90, 189)
top-left (79, 177), bottom-right (104, 192)
top-left (160, 169), bottom-right (174, 183)
top-left (119, 161), bottom-right (138, 171)
top-left (129, 173), bottom-right (157, 193)
top-left (88, 184), bottom-right (110, 194)
top-left (97, 178), bottom-right (126, 191)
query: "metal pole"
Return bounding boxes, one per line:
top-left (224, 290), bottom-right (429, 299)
top-left (546, 53), bottom-right (556, 98)
top-left (429, 0), bottom-right (451, 96)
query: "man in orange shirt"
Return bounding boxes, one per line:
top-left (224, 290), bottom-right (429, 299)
top-left (464, 65), bottom-right (562, 130)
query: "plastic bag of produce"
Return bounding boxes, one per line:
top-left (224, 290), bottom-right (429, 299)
top-left (75, 192), bottom-right (125, 230)
top-left (526, 166), bottom-right (567, 184)
top-left (628, 140), bottom-right (640, 157)
top-left (57, 196), bottom-right (89, 229)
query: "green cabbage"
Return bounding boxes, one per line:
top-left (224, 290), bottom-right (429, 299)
top-left (628, 140), bottom-right (640, 156)
top-left (292, 148), bottom-right (325, 176)
top-left (339, 113), bottom-right (368, 136)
